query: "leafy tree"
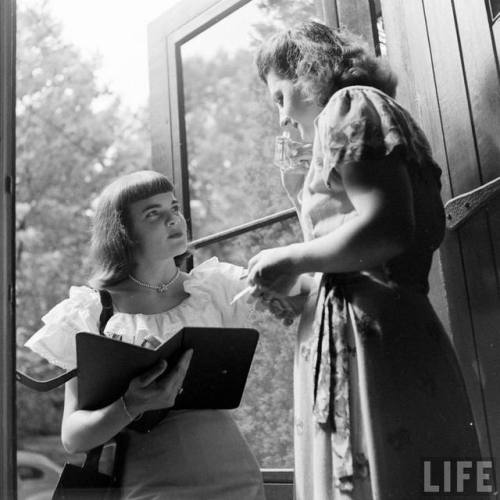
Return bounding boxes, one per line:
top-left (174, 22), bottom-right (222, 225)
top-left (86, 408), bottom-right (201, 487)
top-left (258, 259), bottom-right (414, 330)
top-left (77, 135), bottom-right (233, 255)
top-left (16, 0), bottom-right (151, 439)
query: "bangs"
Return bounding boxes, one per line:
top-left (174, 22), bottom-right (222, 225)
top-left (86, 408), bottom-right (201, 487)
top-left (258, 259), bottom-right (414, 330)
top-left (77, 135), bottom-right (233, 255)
top-left (99, 170), bottom-right (174, 213)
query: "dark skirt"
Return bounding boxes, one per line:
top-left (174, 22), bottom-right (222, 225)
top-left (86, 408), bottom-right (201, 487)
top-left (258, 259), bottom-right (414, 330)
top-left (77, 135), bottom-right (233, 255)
top-left (294, 273), bottom-right (482, 500)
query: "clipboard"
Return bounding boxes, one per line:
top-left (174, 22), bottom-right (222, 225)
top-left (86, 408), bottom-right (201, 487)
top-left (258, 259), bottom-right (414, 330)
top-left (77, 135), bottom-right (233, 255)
top-left (76, 327), bottom-right (259, 411)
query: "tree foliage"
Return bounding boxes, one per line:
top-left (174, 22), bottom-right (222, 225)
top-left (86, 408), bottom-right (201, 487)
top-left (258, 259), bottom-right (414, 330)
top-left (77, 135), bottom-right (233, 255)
top-left (16, 0), bottom-right (151, 437)
top-left (182, 0), bottom-right (315, 467)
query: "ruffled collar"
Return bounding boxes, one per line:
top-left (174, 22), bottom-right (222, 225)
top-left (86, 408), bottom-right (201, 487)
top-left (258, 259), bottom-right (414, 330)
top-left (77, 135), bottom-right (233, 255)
top-left (103, 257), bottom-right (225, 345)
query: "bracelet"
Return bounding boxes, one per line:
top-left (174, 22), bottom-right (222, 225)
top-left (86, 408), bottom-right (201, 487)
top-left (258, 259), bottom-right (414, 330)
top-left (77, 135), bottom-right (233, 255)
top-left (120, 396), bottom-right (143, 422)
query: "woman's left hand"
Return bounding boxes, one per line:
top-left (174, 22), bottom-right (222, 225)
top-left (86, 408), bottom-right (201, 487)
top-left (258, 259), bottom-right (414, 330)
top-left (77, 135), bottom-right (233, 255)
top-left (247, 245), bottom-right (299, 295)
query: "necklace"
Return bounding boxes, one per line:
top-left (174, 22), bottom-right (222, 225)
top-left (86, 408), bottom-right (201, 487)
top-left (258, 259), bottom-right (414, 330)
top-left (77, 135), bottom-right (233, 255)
top-left (129, 268), bottom-right (180, 293)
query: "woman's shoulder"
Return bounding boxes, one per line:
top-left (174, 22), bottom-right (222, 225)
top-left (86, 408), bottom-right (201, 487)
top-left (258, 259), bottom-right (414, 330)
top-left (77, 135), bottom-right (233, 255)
top-left (320, 85), bottom-right (402, 122)
top-left (184, 257), bottom-right (247, 310)
top-left (317, 85), bottom-right (420, 151)
top-left (316, 85), bottom-right (440, 184)
top-left (43, 285), bottom-right (102, 321)
top-left (187, 257), bottom-right (246, 284)
top-left (24, 285), bottom-right (102, 369)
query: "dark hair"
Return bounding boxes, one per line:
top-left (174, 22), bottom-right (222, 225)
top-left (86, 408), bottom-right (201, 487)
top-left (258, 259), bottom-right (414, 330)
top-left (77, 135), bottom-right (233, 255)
top-left (255, 21), bottom-right (397, 106)
top-left (88, 170), bottom-right (186, 289)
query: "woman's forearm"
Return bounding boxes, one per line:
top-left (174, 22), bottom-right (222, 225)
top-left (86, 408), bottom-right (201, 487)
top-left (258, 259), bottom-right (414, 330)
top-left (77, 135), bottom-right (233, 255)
top-left (289, 212), bottom-right (414, 275)
top-left (61, 398), bottom-right (132, 453)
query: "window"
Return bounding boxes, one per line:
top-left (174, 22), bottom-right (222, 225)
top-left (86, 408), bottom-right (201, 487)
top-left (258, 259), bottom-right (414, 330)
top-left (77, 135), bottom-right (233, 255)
top-left (151, 0), bottom-right (318, 469)
top-left (181, 1), bottom-right (315, 238)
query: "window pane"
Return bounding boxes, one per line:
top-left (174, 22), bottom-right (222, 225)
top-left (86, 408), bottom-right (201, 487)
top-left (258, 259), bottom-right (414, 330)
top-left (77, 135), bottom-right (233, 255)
top-left (16, 0), bottom-right (158, 488)
top-left (182, 0), bottom-right (316, 239)
top-left (193, 216), bottom-right (302, 467)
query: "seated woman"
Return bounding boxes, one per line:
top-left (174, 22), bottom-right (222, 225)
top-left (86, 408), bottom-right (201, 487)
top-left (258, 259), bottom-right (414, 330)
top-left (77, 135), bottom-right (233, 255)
top-left (25, 170), bottom-right (265, 500)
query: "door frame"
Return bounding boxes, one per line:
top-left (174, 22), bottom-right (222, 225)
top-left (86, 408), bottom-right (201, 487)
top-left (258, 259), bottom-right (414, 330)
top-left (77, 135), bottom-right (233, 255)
top-left (0, 0), bottom-right (17, 497)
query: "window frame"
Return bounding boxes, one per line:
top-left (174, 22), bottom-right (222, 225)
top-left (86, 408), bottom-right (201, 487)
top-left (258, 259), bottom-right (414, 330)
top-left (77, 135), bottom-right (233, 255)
top-left (0, 0), bottom-right (17, 497)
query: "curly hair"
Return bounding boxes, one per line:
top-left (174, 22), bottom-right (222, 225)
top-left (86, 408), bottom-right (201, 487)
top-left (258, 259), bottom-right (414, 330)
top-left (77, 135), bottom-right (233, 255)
top-left (88, 170), bottom-right (187, 289)
top-left (255, 21), bottom-right (397, 106)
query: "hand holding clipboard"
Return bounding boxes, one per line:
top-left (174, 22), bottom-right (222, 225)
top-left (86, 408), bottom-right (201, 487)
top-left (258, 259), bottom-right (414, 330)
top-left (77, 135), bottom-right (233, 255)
top-left (76, 327), bottom-right (259, 412)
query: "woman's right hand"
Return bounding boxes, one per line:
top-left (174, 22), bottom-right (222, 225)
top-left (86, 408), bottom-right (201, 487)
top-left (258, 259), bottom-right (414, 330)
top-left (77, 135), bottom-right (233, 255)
top-left (123, 349), bottom-right (193, 417)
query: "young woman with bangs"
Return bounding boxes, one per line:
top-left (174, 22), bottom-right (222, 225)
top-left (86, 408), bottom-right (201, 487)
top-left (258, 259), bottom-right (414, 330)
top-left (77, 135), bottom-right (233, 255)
top-left (26, 170), bottom-right (265, 500)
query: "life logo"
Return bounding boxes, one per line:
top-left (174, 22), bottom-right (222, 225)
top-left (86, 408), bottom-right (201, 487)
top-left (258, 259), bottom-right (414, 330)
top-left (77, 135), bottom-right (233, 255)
top-left (422, 458), bottom-right (495, 496)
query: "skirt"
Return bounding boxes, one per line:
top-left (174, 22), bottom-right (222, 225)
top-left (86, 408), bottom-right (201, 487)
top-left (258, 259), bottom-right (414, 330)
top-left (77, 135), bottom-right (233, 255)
top-left (294, 273), bottom-right (482, 500)
top-left (118, 409), bottom-right (265, 500)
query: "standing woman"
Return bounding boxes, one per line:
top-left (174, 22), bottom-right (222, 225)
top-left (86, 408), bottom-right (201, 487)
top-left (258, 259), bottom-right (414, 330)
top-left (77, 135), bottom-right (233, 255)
top-left (25, 170), bottom-right (265, 500)
top-left (250, 22), bottom-right (481, 499)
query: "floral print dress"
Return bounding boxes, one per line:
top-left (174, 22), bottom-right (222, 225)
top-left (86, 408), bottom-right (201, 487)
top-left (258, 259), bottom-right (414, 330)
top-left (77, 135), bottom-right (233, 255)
top-left (291, 86), bottom-right (481, 500)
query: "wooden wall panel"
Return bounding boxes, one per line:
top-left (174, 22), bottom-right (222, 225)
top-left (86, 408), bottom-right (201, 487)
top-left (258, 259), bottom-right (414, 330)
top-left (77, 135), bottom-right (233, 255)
top-left (453, 0), bottom-right (500, 281)
top-left (490, 18), bottom-right (500, 289)
top-left (451, 0), bottom-right (500, 470)
top-left (422, 0), bottom-right (493, 458)
top-left (380, 0), bottom-right (491, 457)
top-left (380, 0), bottom-right (447, 165)
top-left (453, 0), bottom-right (500, 184)
top-left (380, 0), bottom-right (452, 327)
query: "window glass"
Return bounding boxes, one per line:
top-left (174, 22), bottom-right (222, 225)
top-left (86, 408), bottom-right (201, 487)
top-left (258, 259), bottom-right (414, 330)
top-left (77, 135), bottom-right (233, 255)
top-left (194, 216), bottom-right (303, 467)
top-left (16, 0), bottom-right (163, 479)
top-left (181, 0), bottom-right (317, 239)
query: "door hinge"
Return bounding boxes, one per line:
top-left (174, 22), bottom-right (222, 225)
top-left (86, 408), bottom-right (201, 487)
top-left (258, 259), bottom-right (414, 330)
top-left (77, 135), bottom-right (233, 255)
top-left (445, 176), bottom-right (500, 230)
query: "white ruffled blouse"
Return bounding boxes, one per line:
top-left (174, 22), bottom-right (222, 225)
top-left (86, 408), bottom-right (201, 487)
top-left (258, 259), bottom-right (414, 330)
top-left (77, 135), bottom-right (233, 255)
top-left (25, 258), bottom-right (250, 370)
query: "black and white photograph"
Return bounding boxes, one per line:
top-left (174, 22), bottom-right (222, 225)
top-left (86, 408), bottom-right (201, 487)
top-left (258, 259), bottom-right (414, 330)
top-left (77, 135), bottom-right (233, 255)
top-left (1, 0), bottom-right (500, 499)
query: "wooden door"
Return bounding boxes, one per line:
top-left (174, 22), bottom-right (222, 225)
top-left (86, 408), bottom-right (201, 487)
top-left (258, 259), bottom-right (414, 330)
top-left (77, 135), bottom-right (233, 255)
top-left (381, 0), bottom-right (500, 480)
